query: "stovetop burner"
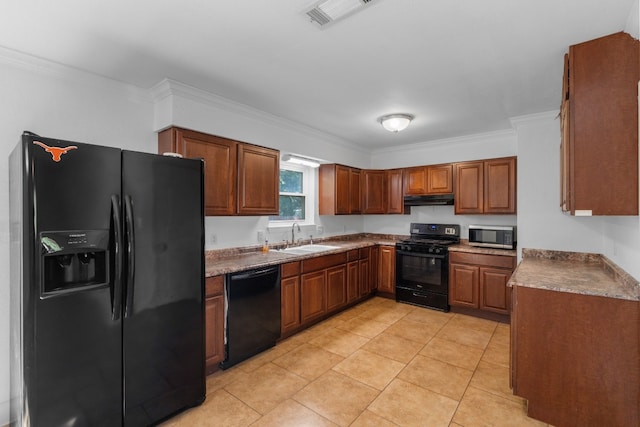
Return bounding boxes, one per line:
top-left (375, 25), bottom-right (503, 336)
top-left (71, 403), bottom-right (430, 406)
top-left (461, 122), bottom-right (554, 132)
top-left (396, 223), bottom-right (461, 254)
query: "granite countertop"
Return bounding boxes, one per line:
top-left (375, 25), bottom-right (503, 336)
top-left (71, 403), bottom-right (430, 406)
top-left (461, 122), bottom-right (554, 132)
top-left (204, 233), bottom-right (517, 277)
top-left (205, 234), bottom-right (402, 277)
top-left (448, 240), bottom-right (517, 257)
top-left (508, 248), bottom-right (639, 301)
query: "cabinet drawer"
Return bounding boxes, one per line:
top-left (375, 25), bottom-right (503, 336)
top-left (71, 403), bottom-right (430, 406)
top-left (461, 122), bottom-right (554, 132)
top-left (205, 275), bottom-right (224, 297)
top-left (347, 249), bottom-right (359, 262)
top-left (359, 247), bottom-right (370, 259)
top-left (281, 261), bottom-right (300, 278)
top-left (449, 252), bottom-right (515, 270)
top-left (301, 252), bottom-right (348, 274)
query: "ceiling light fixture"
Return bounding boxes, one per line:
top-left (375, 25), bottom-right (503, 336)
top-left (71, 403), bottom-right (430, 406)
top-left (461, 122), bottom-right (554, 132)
top-left (306, 0), bottom-right (374, 27)
top-left (282, 154), bottom-right (321, 168)
top-left (379, 114), bottom-right (414, 133)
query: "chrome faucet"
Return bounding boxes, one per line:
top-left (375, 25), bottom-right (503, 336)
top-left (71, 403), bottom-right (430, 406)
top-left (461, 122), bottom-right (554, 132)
top-left (291, 222), bottom-right (301, 246)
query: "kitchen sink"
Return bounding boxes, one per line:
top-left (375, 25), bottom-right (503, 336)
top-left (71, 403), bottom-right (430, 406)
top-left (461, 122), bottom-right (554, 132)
top-left (271, 244), bottom-right (341, 255)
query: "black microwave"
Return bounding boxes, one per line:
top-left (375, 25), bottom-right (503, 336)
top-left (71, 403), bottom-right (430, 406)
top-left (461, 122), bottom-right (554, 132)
top-left (468, 225), bottom-right (517, 250)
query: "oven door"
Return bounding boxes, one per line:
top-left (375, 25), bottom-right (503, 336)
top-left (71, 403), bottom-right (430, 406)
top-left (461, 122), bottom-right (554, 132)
top-left (395, 250), bottom-right (448, 295)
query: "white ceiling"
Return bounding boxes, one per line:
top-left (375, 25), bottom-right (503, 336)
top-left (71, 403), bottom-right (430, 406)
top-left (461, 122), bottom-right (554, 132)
top-left (0, 0), bottom-right (637, 149)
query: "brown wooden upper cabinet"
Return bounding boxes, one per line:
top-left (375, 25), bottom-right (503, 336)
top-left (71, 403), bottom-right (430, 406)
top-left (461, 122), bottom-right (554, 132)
top-left (386, 169), bottom-right (404, 214)
top-left (361, 169), bottom-right (404, 214)
top-left (237, 143), bottom-right (280, 215)
top-left (362, 170), bottom-right (386, 214)
top-left (158, 127), bottom-right (279, 216)
top-left (560, 32), bottom-right (639, 216)
top-left (455, 157), bottom-right (517, 215)
top-left (403, 164), bottom-right (453, 195)
top-left (319, 164), bottom-right (361, 215)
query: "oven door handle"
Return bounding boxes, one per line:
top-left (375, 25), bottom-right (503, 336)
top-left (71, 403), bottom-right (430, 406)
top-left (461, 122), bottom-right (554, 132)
top-left (396, 250), bottom-right (447, 260)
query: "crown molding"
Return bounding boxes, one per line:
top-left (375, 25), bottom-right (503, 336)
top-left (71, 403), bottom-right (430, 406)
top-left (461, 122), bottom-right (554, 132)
top-left (150, 78), bottom-right (369, 155)
top-left (373, 127), bottom-right (517, 156)
top-left (0, 45), bottom-right (153, 103)
top-left (509, 110), bottom-right (559, 128)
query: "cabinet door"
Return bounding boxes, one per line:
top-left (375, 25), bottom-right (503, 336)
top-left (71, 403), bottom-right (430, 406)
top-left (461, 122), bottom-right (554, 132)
top-left (427, 164), bottom-right (453, 194)
top-left (449, 263), bottom-right (479, 308)
top-left (281, 276), bottom-right (300, 335)
top-left (335, 165), bottom-right (351, 214)
top-left (560, 100), bottom-right (571, 213)
top-left (205, 276), bottom-right (225, 374)
top-left (369, 246), bottom-right (379, 292)
top-left (387, 169), bottom-right (404, 214)
top-left (160, 128), bottom-right (237, 216)
top-left (347, 261), bottom-right (359, 303)
top-left (362, 170), bottom-right (387, 214)
top-left (319, 165), bottom-right (360, 215)
top-left (205, 294), bottom-right (225, 373)
top-left (237, 144), bottom-right (279, 215)
top-left (300, 271), bottom-right (326, 324)
top-left (326, 265), bottom-right (347, 312)
top-left (403, 166), bottom-right (428, 195)
top-left (359, 257), bottom-right (370, 297)
top-left (349, 168), bottom-right (362, 214)
top-left (377, 246), bottom-right (395, 295)
top-left (484, 158), bottom-right (516, 214)
top-left (479, 268), bottom-right (511, 314)
top-left (455, 162), bottom-right (484, 214)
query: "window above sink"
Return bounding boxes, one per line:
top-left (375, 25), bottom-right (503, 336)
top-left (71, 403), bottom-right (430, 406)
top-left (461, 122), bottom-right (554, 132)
top-left (269, 161), bottom-right (317, 228)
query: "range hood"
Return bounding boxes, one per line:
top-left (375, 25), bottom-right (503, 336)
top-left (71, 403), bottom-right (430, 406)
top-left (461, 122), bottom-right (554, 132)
top-left (403, 194), bottom-right (455, 206)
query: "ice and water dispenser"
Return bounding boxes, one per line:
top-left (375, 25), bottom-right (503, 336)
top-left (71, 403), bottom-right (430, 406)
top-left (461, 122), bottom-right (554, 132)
top-left (40, 230), bottom-right (110, 297)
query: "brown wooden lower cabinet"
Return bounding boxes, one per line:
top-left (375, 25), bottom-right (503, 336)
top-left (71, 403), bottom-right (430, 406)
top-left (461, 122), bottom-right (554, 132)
top-left (205, 275), bottom-right (225, 374)
top-left (449, 251), bottom-right (515, 315)
top-left (281, 276), bottom-right (300, 335)
top-left (449, 263), bottom-right (479, 308)
top-left (358, 248), bottom-right (371, 297)
top-left (300, 270), bottom-right (326, 324)
top-left (377, 245), bottom-right (396, 296)
top-left (281, 247), bottom-right (378, 336)
top-left (511, 286), bottom-right (639, 426)
top-left (326, 265), bottom-right (347, 312)
top-left (347, 260), bottom-right (359, 303)
top-left (479, 267), bottom-right (512, 313)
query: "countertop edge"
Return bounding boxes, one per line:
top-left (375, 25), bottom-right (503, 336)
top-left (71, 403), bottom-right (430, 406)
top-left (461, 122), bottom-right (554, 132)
top-left (204, 234), bottom-right (516, 277)
top-left (508, 248), bottom-right (639, 301)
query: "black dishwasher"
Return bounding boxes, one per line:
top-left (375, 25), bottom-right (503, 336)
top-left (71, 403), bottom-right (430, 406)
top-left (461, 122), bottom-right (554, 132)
top-left (220, 266), bottom-right (281, 369)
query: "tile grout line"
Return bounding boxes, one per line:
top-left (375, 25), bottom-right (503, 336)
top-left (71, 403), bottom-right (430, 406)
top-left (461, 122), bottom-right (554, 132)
top-left (357, 306), bottom-right (454, 426)
top-left (448, 319), bottom-right (499, 424)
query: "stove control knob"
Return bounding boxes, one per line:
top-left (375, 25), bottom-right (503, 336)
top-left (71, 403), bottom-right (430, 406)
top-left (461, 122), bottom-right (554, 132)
top-left (435, 248), bottom-right (442, 255)
top-left (428, 247), bottom-right (434, 254)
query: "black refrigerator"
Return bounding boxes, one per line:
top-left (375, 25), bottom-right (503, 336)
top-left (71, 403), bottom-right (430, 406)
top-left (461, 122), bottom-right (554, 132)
top-left (9, 132), bottom-right (206, 426)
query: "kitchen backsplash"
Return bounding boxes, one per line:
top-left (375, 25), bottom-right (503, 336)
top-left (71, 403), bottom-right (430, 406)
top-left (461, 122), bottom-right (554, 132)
top-left (204, 205), bottom-right (516, 250)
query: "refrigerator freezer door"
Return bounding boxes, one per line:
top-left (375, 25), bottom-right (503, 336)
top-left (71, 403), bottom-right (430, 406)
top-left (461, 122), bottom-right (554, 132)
top-left (121, 151), bottom-right (205, 426)
top-left (19, 134), bottom-right (123, 426)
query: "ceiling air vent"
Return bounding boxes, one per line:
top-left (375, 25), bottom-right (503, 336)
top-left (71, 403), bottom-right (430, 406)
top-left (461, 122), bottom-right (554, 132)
top-left (306, 0), bottom-right (375, 27)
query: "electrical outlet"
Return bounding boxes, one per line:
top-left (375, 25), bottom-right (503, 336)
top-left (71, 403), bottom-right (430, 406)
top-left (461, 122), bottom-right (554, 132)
top-left (210, 234), bottom-right (217, 244)
top-left (316, 225), bottom-right (324, 235)
top-left (257, 231), bottom-right (265, 242)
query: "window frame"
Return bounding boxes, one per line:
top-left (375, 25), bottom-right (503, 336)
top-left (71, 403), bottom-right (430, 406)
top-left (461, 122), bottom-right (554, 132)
top-left (269, 162), bottom-right (316, 228)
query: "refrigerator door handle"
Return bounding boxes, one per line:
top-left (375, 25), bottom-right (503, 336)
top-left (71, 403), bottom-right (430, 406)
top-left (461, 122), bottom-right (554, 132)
top-left (110, 195), bottom-right (123, 321)
top-left (124, 194), bottom-right (136, 318)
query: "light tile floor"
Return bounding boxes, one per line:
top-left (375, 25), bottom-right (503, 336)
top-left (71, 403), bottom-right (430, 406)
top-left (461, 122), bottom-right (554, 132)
top-left (162, 297), bottom-right (551, 427)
